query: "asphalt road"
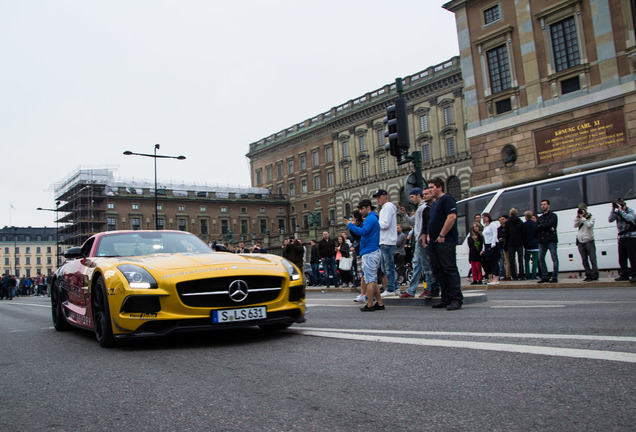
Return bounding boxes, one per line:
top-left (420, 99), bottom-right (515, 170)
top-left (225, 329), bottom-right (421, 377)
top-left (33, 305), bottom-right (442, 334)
top-left (0, 287), bottom-right (635, 431)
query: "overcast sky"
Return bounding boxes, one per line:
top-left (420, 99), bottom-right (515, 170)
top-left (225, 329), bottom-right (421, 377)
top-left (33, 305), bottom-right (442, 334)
top-left (1, 0), bottom-right (459, 228)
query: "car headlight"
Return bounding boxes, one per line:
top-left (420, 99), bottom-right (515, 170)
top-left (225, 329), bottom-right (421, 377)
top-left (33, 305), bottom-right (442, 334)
top-left (281, 259), bottom-right (301, 281)
top-left (118, 265), bottom-right (158, 289)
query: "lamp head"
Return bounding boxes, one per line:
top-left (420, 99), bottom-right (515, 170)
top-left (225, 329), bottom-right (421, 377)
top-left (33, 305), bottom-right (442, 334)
top-left (123, 151), bottom-right (133, 155)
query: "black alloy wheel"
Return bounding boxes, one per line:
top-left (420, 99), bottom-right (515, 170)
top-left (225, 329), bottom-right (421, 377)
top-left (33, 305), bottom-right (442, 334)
top-left (92, 276), bottom-right (115, 347)
top-left (51, 278), bottom-right (71, 331)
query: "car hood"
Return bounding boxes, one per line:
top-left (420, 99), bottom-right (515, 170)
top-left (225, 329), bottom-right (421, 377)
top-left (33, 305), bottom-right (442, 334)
top-left (116, 252), bottom-right (283, 270)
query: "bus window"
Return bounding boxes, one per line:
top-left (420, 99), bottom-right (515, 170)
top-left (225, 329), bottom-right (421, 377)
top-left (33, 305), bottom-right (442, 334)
top-left (537, 177), bottom-right (583, 212)
top-left (456, 192), bottom-right (495, 242)
top-left (489, 187), bottom-right (534, 219)
top-left (586, 165), bottom-right (636, 205)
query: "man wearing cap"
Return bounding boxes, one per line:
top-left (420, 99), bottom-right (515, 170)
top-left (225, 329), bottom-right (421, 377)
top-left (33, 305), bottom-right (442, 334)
top-left (399, 187), bottom-right (440, 298)
top-left (574, 203), bottom-right (598, 281)
top-left (345, 199), bottom-right (384, 311)
top-left (373, 189), bottom-right (399, 297)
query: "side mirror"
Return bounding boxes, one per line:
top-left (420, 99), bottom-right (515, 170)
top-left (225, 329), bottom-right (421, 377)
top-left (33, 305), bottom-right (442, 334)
top-left (64, 247), bottom-right (84, 260)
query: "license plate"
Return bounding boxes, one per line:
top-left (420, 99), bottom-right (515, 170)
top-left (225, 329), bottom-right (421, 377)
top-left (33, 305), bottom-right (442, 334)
top-left (212, 306), bottom-right (267, 323)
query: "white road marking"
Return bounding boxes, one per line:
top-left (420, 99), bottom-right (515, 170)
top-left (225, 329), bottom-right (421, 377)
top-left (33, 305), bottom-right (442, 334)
top-left (0, 302), bottom-right (50, 308)
top-left (292, 328), bottom-right (636, 364)
top-left (490, 305), bottom-right (565, 308)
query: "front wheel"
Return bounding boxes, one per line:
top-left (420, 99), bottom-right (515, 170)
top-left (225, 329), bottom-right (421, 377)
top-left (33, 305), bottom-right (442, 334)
top-left (51, 278), bottom-right (70, 331)
top-left (92, 276), bottom-right (115, 347)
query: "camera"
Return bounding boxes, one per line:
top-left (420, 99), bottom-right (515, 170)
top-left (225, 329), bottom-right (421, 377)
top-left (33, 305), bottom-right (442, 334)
top-left (612, 198), bottom-right (624, 210)
top-left (577, 208), bottom-right (585, 216)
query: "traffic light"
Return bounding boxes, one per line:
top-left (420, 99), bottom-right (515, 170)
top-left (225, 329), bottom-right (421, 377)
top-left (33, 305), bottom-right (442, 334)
top-left (384, 96), bottom-right (410, 161)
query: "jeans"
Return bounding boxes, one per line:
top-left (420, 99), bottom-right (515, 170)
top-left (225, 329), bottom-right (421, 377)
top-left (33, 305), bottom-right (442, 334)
top-left (524, 250), bottom-right (538, 279)
top-left (380, 244), bottom-right (398, 292)
top-left (617, 237), bottom-right (636, 278)
top-left (577, 241), bottom-right (599, 280)
top-left (508, 245), bottom-right (524, 279)
top-left (311, 262), bottom-right (321, 286)
top-left (321, 257), bottom-right (339, 286)
top-left (407, 244), bottom-right (440, 295)
top-left (429, 242), bottom-right (463, 305)
top-left (538, 242), bottom-right (559, 280)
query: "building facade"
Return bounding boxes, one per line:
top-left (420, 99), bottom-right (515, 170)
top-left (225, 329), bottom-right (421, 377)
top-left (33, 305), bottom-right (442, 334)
top-left (0, 227), bottom-right (58, 277)
top-left (443, 0), bottom-right (636, 194)
top-left (53, 168), bottom-right (289, 249)
top-left (247, 57), bottom-right (471, 237)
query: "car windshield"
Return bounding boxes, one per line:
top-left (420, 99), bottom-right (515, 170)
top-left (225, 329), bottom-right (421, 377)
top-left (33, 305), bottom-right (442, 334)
top-left (94, 232), bottom-right (212, 257)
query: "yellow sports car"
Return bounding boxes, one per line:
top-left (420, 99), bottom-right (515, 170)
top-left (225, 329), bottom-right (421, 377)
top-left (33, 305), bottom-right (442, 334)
top-left (51, 230), bottom-right (305, 347)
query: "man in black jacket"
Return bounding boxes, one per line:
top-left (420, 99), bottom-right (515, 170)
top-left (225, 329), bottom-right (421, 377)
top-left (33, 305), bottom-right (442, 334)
top-left (536, 200), bottom-right (559, 283)
top-left (507, 208), bottom-right (525, 280)
top-left (318, 231), bottom-right (340, 287)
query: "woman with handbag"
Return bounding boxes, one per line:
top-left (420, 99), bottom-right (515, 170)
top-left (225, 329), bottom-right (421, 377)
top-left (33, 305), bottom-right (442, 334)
top-left (336, 235), bottom-right (354, 287)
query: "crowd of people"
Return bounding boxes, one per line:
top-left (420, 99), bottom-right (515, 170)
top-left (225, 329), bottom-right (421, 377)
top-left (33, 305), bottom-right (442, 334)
top-left (0, 271), bottom-right (52, 300)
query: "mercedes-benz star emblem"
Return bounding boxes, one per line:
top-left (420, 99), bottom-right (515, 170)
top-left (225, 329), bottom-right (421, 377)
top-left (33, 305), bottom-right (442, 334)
top-left (228, 279), bottom-right (249, 303)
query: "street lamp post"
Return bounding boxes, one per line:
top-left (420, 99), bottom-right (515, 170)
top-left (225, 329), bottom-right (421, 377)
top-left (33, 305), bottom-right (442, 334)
top-left (37, 200), bottom-right (61, 267)
top-left (123, 145), bottom-right (186, 230)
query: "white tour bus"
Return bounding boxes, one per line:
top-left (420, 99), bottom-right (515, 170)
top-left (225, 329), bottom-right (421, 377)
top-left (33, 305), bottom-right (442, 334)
top-left (455, 160), bottom-right (636, 278)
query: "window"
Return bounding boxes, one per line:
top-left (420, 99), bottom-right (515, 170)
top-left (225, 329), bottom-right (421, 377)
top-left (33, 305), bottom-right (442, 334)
top-left (200, 219), bottom-right (208, 234)
top-left (46, 247), bottom-right (51, 254)
top-left (132, 204), bottom-right (139, 210)
top-left (359, 135), bottom-right (366, 152)
top-left (586, 166), bottom-right (636, 205)
top-left (26, 247), bottom-right (31, 254)
top-left (379, 157), bottom-right (387, 174)
top-left (327, 171), bottom-right (334, 187)
top-left (289, 182), bottom-right (296, 197)
top-left (484, 4), bottom-right (501, 25)
top-left (342, 142), bottom-right (349, 157)
top-left (156, 204), bottom-right (162, 211)
top-left (256, 169), bottom-right (262, 185)
top-left (487, 44), bottom-right (512, 94)
top-left (178, 205), bottom-right (185, 212)
top-left (47, 256), bottom-right (52, 265)
top-left (221, 206), bottom-right (227, 213)
top-left (536, 178), bottom-right (583, 212)
top-left (241, 207), bottom-right (247, 214)
top-left (26, 257), bottom-right (31, 265)
top-left (419, 115), bottom-right (428, 133)
top-left (132, 218), bottom-right (140, 230)
top-left (312, 151), bottom-right (319, 166)
top-left (447, 176), bottom-right (462, 201)
top-left (276, 162), bottom-right (283, 178)
top-left (107, 203), bottom-right (114, 209)
top-left (15, 247), bottom-right (19, 254)
top-left (288, 159), bottom-right (294, 174)
top-left (260, 219), bottom-right (267, 233)
top-left (4, 258), bottom-right (8, 266)
top-left (443, 106), bottom-right (453, 125)
top-left (446, 137), bottom-right (456, 157)
top-left (278, 185), bottom-right (284, 196)
top-left (377, 129), bottom-right (385, 147)
top-left (3, 247), bottom-right (8, 254)
top-left (314, 176), bottom-right (321, 191)
top-left (157, 219), bottom-right (164, 230)
top-left (266, 165), bottom-right (272, 181)
top-left (343, 166), bottom-right (350, 183)
top-left (422, 144), bottom-right (431, 163)
top-left (361, 162), bottom-right (368, 178)
top-left (221, 219), bottom-right (229, 234)
top-left (300, 154), bottom-right (306, 170)
top-left (550, 16), bottom-right (580, 73)
top-left (241, 219), bottom-right (248, 234)
top-left (260, 207), bottom-right (265, 213)
top-left (36, 246), bottom-right (41, 254)
top-left (107, 217), bottom-right (116, 231)
top-left (301, 179), bottom-right (308, 194)
top-left (489, 187), bottom-right (535, 219)
top-left (326, 147), bottom-right (333, 162)
top-left (178, 219), bottom-right (187, 231)
top-left (200, 206), bottom-right (206, 212)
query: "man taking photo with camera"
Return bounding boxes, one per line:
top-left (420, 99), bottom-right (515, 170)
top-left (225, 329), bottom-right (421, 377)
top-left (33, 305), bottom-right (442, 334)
top-left (574, 203), bottom-right (598, 282)
top-left (608, 198), bottom-right (636, 282)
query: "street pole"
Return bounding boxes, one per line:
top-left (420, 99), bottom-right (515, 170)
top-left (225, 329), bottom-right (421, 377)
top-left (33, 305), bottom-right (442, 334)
top-left (123, 146), bottom-right (186, 230)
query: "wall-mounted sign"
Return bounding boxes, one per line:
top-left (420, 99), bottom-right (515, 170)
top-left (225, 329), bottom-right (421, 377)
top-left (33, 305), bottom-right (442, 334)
top-left (534, 109), bottom-right (626, 165)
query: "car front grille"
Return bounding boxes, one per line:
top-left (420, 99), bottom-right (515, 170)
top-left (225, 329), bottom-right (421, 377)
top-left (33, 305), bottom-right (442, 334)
top-left (176, 276), bottom-right (283, 307)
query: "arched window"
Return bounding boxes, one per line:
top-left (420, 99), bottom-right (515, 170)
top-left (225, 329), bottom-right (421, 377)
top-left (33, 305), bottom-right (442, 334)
top-left (345, 203), bottom-right (351, 218)
top-left (447, 176), bottom-right (462, 201)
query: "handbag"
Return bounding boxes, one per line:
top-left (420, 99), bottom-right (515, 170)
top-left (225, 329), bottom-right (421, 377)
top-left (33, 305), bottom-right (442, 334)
top-left (339, 256), bottom-right (353, 271)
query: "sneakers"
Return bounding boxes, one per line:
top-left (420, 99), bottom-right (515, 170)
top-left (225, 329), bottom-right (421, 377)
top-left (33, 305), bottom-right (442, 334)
top-left (373, 302), bottom-right (385, 310)
top-left (431, 303), bottom-right (448, 309)
top-left (419, 289), bottom-right (431, 298)
top-left (615, 276), bottom-right (629, 281)
top-left (537, 279), bottom-right (550, 284)
top-left (354, 294), bottom-right (367, 303)
top-left (380, 290), bottom-right (398, 298)
top-left (470, 280), bottom-right (482, 285)
top-left (549, 278), bottom-right (558, 283)
top-left (446, 302), bottom-right (462, 311)
top-left (399, 292), bottom-right (414, 298)
top-left (360, 304), bottom-right (375, 312)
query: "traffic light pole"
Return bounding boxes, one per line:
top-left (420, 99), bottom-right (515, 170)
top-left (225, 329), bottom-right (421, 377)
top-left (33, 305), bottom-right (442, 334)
top-left (392, 78), bottom-right (424, 190)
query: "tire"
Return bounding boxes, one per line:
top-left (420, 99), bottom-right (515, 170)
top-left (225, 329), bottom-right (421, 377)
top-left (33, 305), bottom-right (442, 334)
top-left (259, 322), bottom-right (292, 331)
top-left (51, 278), bottom-right (71, 331)
top-left (92, 276), bottom-right (115, 347)
top-left (406, 268), bottom-right (414, 284)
